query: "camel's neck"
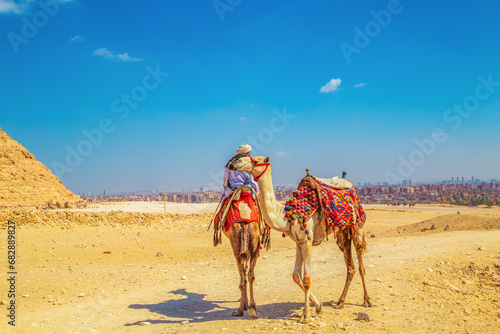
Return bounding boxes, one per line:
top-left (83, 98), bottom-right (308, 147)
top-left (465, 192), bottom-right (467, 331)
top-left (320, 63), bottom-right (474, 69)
top-left (256, 167), bottom-right (288, 233)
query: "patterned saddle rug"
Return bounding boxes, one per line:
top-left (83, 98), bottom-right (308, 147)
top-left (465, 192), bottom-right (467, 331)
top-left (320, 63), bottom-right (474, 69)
top-left (284, 175), bottom-right (366, 231)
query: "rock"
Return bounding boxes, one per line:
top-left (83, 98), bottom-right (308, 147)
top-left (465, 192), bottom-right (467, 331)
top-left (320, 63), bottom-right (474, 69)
top-left (444, 225), bottom-right (450, 231)
top-left (181, 320), bottom-right (189, 324)
top-left (485, 265), bottom-right (491, 272)
top-left (357, 311), bottom-right (371, 321)
top-left (262, 256), bottom-right (268, 259)
top-left (421, 227), bottom-right (428, 232)
top-left (494, 263), bottom-right (500, 269)
top-left (181, 276), bottom-right (188, 280)
top-left (78, 293), bottom-right (85, 297)
top-left (156, 252), bottom-right (164, 257)
top-left (427, 268), bottom-right (433, 272)
top-left (103, 251), bottom-right (112, 254)
top-left (370, 234), bottom-right (375, 238)
top-left (53, 301), bottom-right (63, 305)
top-left (449, 285), bottom-right (461, 293)
top-left (373, 278), bottom-right (382, 282)
top-left (462, 280), bottom-right (472, 285)
top-left (0, 300), bottom-right (8, 305)
top-left (478, 246), bottom-right (484, 251)
top-left (139, 322), bottom-right (151, 326)
top-left (22, 294), bottom-right (29, 298)
top-left (430, 223), bottom-right (436, 230)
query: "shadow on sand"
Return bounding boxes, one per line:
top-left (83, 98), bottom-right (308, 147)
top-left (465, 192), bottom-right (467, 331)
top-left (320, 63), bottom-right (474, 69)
top-left (125, 288), bottom-right (303, 326)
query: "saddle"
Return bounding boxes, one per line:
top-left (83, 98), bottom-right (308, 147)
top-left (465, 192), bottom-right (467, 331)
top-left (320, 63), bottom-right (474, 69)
top-left (284, 173), bottom-right (365, 233)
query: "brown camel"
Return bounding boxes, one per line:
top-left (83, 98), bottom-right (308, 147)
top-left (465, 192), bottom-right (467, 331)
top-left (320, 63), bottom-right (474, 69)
top-left (231, 156), bottom-right (372, 323)
top-left (220, 194), bottom-right (261, 318)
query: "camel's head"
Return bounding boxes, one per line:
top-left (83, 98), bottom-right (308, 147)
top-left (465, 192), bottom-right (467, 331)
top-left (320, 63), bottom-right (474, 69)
top-left (229, 155), bottom-right (271, 178)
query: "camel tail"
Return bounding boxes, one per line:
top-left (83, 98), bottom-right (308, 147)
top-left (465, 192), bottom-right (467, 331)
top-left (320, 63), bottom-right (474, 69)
top-left (360, 230), bottom-right (367, 253)
top-left (354, 226), bottom-right (367, 254)
top-left (240, 222), bottom-right (250, 259)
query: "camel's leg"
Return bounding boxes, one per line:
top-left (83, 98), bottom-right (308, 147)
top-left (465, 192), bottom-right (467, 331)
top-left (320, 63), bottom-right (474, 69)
top-left (298, 240), bottom-right (313, 324)
top-left (246, 222), bottom-right (260, 319)
top-left (292, 243), bottom-right (322, 314)
top-left (232, 258), bottom-right (247, 317)
top-left (335, 230), bottom-right (355, 309)
top-left (353, 230), bottom-right (372, 307)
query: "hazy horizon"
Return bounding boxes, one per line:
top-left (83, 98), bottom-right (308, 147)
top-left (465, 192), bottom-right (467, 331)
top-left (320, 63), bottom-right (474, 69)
top-left (2, 1), bottom-right (499, 194)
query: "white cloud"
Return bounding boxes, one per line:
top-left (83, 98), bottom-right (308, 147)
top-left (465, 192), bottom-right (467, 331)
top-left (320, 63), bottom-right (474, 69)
top-left (275, 150), bottom-right (290, 157)
top-left (70, 35), bottom-right (83, 42)
top-left (239, 116), bottom-right (246, 121)
top-left (93, 47), bottom-right (142, 62)
top-left (0, 0), bottom-right (73, 15)
top-left (354, 82), bottom-right (367, 88)
top-left (320, 78), bottom-right (341, 93)
top-left (0, 0), bottom-right (30, 14)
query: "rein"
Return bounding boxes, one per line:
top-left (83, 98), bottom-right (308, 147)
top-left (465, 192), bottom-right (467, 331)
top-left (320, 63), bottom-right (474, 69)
top-left (250, 157), bottom-right (270, 181)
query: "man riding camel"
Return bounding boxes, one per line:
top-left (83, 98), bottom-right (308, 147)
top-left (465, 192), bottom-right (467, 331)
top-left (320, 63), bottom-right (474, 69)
top-left (222, 144), bottom-right (259, 199)
top-left (212, 144), bottom-right (270, 249)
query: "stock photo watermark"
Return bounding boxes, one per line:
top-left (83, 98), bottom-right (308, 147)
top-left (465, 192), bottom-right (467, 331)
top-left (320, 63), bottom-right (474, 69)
top-left (7, 0), bottom-right (72, 54)
top-left (51, 64), bottom-right (169, 178)
top-left (213, 0), bottom-right (243, 21)
top-left (206, 107), bottom-right (296, 187)
top-left (339, 0), bottom-right (411, 64)
top-left (384, 74), bottom-right (499, 184)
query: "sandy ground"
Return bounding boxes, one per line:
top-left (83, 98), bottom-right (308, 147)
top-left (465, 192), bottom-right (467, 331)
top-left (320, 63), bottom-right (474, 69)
top-left (1, 203), bottom-right (500, 333)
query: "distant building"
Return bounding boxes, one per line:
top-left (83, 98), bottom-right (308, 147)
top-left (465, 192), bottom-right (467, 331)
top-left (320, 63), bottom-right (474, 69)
top-left (103, 189), bottom-right (107, 196)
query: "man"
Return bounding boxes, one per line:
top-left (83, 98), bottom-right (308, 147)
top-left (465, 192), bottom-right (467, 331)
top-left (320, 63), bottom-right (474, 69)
top-left (222, 144), bottom-right (259, 199)
top-left (213, 144), bottom-right (265, 247)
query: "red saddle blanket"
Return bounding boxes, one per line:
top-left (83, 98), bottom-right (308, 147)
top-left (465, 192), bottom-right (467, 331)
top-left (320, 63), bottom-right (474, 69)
top-left (284, 176), bottom-right (366, 229)
top-left (215, 192), bottom-right (259, 232)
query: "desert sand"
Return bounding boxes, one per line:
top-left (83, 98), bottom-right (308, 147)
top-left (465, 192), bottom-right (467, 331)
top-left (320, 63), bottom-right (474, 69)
top-left (1, 203), bottom-right (499, 333)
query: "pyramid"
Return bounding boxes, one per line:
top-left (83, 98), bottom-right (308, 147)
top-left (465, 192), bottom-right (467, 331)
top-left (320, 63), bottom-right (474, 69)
top-left (0, 128), bottom-right (81, 206)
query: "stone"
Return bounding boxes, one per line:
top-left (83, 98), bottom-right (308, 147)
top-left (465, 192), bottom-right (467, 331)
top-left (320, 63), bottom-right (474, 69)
top-left (78, 293), bottom-right (85, 297)
top-left (427, 268), bottom-right (433, 272)
top-left (0, 300), bottom-right (8, 305)
top-left (139, 322), bottom-right (151, 326)
top-left (181, 276), bottom-right (188, 280)
top-left (444, 225), bottom-right (450, 231)
top-left (430, 223), bottom-right (436, 230)
top-left (478, 246), bottom-right (484, 251)
top-left (449, 285), bottom-right (461, 293)
top-left (103, 251), bottom-right (112, 254)
top-left (156, 252), bottom-right (164, 257)
top-left (53, 301), bottom-right (63, 305)
top-left (357, 311), bottom-right (371, 321)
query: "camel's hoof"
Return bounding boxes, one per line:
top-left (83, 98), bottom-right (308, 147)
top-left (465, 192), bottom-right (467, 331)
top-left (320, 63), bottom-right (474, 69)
top-left (298, 314), bottom-right (311, 324)
top-left (243, 304), bottom-right (248, 311)
top-left (247, 306), bottom-right (258, 319)
top-left (232, 310), bottom-right (244, 317)
top-left (333, 302), bottom-right (344, 309)
top-left (362, 299), bottom-right (373, 307)
top-left (315, 302), bottom-right (322, 314)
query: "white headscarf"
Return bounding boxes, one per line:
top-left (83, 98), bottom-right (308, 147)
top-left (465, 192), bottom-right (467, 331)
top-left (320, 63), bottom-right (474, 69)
top-left (236, 144), bottom-right (252, 154)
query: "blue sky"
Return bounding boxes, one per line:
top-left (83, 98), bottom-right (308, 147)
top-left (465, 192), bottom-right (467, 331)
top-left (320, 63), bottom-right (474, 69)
top-left (1, 0), bottom-right (499, 194)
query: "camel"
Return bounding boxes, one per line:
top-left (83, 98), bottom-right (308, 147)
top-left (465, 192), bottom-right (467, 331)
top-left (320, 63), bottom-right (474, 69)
top-left (215, 187), bottom-right (262, 319)
top-left (231, 156), bottom-right (372, 323)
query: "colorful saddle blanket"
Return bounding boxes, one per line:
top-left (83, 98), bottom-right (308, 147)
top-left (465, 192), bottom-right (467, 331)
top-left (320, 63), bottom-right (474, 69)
top-left (284, 176), bottom-right (366, 230)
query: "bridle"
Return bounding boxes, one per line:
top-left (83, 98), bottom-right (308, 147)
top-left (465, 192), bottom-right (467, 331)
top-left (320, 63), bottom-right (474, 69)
top-left (250, 157), bottom-right (270, 181)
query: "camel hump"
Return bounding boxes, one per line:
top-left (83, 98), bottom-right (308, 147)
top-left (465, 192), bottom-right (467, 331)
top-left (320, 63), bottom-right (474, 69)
top-left (314, 176), bottom-right (352, 189)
